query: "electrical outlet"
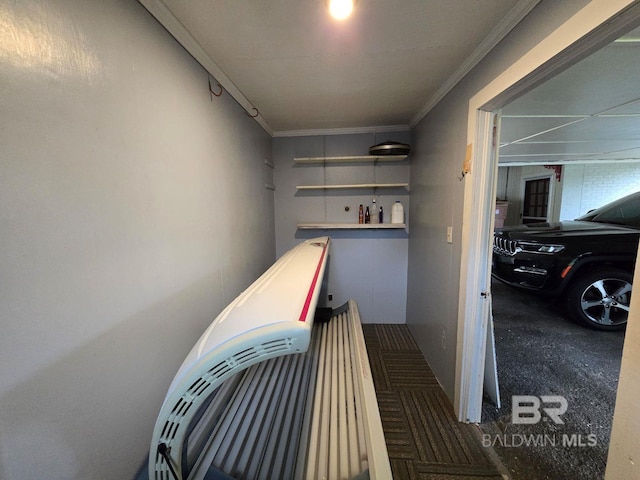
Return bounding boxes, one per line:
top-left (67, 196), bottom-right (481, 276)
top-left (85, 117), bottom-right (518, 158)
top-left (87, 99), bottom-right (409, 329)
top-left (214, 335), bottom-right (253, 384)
top-left (441, 330), bottom-right (447, 350)
top-left (447, 226), bottom-right (453, 244)
top-left (328, 294), bottom-right (333, 302)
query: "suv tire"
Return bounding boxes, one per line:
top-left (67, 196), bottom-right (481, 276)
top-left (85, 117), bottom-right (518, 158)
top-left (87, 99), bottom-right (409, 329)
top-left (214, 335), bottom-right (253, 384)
top-left (565, 268), bottom-right (631, 331)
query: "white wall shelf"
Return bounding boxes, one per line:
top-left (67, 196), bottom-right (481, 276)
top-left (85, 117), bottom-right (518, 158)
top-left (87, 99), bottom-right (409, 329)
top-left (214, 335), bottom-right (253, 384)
top-left (294, 151), bottom-right (409, 231)
top-left (297, 223), bottom-right (406, 230)
top-left (294, 155), bottom-right (407, 164)
top-left (296, 182), bottom-right (409, 190)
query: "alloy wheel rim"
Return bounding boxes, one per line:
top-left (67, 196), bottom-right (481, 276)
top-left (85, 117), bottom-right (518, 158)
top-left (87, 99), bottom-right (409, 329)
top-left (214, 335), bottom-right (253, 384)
top-left (580, 278), bottom-right (631, 325)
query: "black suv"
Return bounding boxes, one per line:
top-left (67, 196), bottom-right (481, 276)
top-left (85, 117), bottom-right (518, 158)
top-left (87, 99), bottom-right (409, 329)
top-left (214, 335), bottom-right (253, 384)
top-left (492, 191), bottom-right (640, 330)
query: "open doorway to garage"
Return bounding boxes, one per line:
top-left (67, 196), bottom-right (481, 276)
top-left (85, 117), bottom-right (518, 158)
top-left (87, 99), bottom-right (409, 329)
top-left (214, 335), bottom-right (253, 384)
top-left (495, 25), bottom-right (640, 224)
top-left (481, 25), bottom-right (640, 480)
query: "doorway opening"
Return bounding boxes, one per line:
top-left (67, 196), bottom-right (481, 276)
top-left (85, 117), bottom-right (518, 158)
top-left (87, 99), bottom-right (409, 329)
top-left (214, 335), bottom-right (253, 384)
top-left (522, 176), bottom-right (551, 223)
top-left (456, 0), bottom-right (640, 425)
top-left (463, 1), bottom-right (638, 478)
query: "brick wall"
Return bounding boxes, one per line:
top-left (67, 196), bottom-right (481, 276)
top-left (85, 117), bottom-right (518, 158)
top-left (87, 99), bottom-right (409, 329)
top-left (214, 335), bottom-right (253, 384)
top-left (560, 163), bottom-right (640, 219)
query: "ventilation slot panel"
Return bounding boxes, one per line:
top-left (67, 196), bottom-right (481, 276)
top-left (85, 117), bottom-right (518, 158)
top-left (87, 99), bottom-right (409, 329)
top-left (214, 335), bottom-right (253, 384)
top-left (182, 306), bottom-right (377, 480)
top-left (185, 342), bottom-right (317, 480)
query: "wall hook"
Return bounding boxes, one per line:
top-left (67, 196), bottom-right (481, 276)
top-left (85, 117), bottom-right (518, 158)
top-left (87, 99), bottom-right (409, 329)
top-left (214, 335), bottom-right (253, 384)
top-left (208, 79), bottom-right (223, 99)
top-left (246, 107), bottom-right (259, 118)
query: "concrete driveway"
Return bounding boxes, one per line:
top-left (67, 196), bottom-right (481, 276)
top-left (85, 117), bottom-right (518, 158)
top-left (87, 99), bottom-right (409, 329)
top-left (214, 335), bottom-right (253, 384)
top-left (481, 278), bottom-right (626, 480)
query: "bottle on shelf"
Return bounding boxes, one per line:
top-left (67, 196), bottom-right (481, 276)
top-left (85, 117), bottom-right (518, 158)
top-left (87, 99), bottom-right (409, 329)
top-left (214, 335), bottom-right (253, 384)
top-left (371, 198), bottom-right (379, 224)
top-left (358, 204), bottom-right (364, 224)
top-left (379, 206), bottom-right (384, 224)
top-left (391, 200), bottom-right (404, 224)
top-left (365, 205), bottom-right (371, 224)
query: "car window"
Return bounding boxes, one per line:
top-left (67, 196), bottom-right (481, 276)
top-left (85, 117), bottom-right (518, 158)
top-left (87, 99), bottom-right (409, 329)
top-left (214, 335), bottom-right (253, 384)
top-left (587, 195), bottom-right (640, 227)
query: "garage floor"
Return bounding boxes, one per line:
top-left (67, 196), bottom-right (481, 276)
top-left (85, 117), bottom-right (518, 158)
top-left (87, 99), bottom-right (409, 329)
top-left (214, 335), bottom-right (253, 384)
top-left (482, 279), bottom-right (626, 480)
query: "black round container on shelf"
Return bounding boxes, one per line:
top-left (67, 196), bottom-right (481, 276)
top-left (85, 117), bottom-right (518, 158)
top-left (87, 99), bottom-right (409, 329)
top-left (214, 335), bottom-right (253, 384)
top-left (368, 141), bottom-right (410, 156)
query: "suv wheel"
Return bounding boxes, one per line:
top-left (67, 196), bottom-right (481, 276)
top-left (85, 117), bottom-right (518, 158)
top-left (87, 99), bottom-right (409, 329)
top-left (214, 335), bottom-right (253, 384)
top-left (566, 269), bottom-right (631, 331)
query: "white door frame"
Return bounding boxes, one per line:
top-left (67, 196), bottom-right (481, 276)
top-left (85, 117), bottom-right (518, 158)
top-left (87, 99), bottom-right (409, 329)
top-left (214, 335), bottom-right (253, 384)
top-left (520, 172), bottom-right (555, 223)
top-left (455, 0), bottom-right (640, 423)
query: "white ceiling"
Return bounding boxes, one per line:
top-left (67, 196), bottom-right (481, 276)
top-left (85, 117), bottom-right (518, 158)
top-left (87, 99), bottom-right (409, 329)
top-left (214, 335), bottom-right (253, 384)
top-left (499, 27), bottom-right (640, 165)
top-left (139, 0), bottom-right (532, 135)
top-left (139, 1), bottom-right (640, 164)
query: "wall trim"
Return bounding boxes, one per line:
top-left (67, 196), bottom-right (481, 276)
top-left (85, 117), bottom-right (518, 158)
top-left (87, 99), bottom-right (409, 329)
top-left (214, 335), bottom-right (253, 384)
top-left (138, 0), bottom-right (274, 136)
top-left (410, 0), bottom-right (542, 128)
top-left (273, 125), bottom-right (410, 138)
top-left (139, 0), bottom-right (539, 138)
top-left (500, 158), bottom-right (640, 166)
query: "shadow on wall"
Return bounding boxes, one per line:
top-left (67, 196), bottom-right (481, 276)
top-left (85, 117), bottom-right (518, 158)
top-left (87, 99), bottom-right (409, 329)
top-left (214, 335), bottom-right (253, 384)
top-left (0, 272), bottom-right (226, 480)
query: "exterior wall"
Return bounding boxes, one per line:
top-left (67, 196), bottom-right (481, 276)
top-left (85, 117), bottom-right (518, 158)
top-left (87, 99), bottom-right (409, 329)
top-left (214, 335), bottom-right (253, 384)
top-left (560, 162), bottom-right (640, 219)
top-left (0, 1), bottom-right (274, 479)
top-left (497, 162), bottom-right (640, 226)
top-left (273, 132), bottom-right (410, 324)
top-left (497, 165), bottom-right (563, 225)
top-left (407, 0), bottom-right (590, 400)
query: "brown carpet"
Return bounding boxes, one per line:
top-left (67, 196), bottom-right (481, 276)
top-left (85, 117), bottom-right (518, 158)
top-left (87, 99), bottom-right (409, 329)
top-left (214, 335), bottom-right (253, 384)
top-left (362, 324), bottom-right (507, 480)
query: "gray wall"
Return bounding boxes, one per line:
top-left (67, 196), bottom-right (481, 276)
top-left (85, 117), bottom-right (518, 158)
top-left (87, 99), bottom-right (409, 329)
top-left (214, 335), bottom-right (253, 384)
top-left (273, 133), bottom-right (410, 324)
top-left (407, 0), bottom-right (589, 400)
top-left (0, 1), bottom-right (274, 479)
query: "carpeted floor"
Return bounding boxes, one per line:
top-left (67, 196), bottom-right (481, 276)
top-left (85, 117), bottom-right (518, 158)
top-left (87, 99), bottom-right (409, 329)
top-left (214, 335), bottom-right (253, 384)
top-left (362, 324), bottom-right (508, 480)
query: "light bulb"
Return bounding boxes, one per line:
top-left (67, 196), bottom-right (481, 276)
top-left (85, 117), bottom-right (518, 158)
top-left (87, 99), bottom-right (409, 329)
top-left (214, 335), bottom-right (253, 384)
top-left (328, 0), bottom-right (354, 20)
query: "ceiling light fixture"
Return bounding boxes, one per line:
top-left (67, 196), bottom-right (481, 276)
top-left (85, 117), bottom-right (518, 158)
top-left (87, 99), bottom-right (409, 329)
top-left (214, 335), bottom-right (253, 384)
top-left (327, 0), bottom-right (355, 20)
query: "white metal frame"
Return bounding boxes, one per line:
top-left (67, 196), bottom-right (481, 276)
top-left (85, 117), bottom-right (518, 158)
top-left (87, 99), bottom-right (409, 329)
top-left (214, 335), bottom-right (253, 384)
top-left (455, 0), bottom-right (640, 423)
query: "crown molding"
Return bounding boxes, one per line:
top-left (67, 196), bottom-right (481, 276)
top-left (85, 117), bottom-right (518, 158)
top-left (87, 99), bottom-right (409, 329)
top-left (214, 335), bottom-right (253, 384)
top-left (138, 0), bottom-right (274, 136)
top-left (273, 124), bottom-right (410, 138)
top-left (140, 0), bottom-right (541, 137)
top-left (410, 0), bottom-right (542, 128)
